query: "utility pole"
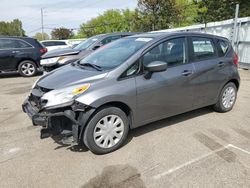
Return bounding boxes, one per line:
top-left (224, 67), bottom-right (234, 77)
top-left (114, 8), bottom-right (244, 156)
top-left (233, 4), bottom-right (239, 51)
top-left (41, 8), bottom-right (44, 40)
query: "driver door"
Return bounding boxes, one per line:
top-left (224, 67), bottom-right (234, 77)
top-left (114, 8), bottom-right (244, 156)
top-left (134, 37), bottom-right (195, 126)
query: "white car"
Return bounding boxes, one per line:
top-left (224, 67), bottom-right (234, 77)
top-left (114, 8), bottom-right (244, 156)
top-left (40, 40), bottom-right (70, 51)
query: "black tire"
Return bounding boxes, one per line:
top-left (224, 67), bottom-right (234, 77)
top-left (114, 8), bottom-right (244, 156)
top-left (83, 107), bottom-right (129, 154)
top-left (18, 60), bottom-right (38, 77)
top-left (213, 82), bottom-right (237, 113)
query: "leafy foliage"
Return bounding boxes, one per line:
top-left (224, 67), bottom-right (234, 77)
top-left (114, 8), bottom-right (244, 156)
top-left (33, 32), bottom-right (50, 41)
top-left (76, 0), bottom-right (250, 37)
top-left (51, 27), bottom-right (74, 40)
top-left (133, 0), bottom-right (180, 31)
top-left (195, 0), bottom-right (250, 24)
top-left (0, 19), bottom-right (25, 36)
top-left (78, 9), bottom-right (136, 37)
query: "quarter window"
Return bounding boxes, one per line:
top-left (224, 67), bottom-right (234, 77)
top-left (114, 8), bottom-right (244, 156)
top-left (217, 40), bottom-right (229, 57)
top-left (191, 37), bottom-right (215, 60)
top-left (143, 37), bottom-right (187, 67)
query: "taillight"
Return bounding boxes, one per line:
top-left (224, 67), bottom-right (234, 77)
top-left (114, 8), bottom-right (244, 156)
top-left (233, 53), bottom-right (239, 67)
top-left (40, 48), bottom-right (47, 55)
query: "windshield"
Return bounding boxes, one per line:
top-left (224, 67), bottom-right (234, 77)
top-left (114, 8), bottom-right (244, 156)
top-left (79, 37), bottom-right (153, 70)
top-left (74, 35), bottom-right (102, 50)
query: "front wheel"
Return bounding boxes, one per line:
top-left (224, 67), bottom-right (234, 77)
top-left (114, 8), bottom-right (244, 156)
top-left (83, 107), bottom-right (129, 154)
top-left (213, 82), bottom-right (237, 113)
top-left (18, 60), bottom-right (38, 77)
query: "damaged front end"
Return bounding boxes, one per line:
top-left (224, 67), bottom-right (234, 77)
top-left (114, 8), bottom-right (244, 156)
top-left (22, 85), bottom-right (93, 145)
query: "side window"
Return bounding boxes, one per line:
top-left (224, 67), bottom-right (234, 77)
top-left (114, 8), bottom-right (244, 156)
top-left (142, 37), bottom-right (186, 67)
top-left (54, 41), bottom-right (67, 46)
top-left (100, 36), bottom-right (121, 45)
top-left (217, 39), bottom-right (229, 57)
top-left (15, 40), bottom-right (33, 48)
top-left (191, 37), bottom-right (215, 60)
top-left (0, 39), bottom-right (17, 49)
top-left (42, 42), bottom-right (51, 47)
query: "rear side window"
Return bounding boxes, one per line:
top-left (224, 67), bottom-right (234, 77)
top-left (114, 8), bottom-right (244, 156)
top-left (15, 40), bottom-right (33, 48)
top-left (217, 39), bottom-right (229, 57)
top-left (191, 37), bottom-right (215, 60)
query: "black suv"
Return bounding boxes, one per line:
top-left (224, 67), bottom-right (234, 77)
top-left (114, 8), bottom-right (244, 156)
top-left (0, 36), bottom-right (47, 77)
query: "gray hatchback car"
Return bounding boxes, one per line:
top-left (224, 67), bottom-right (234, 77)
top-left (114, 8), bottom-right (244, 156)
top-left (23, 32), bottom-right (240, 154)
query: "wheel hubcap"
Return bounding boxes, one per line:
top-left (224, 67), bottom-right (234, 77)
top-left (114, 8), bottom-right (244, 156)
top-left (21, 63), bottom-right (35, 76)
top-left (222, 86), bottom-right (236, 109)
top-left (93, 115), bottom-right (124, 149)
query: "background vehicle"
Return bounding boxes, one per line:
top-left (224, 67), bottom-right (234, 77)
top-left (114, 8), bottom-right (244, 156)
top-left (23, 32), bottom-right (240, 154)
top-left (0, 36), bottom-right (47, 76)
top-left (40, 40), bottom-right (70, 51)
top-left (67, 39), bottom-right (86, 48)
top-left (40, 32), bottom-right (140, 72)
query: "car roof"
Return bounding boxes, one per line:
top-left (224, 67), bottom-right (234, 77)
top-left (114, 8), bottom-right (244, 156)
top-left (127, 31), bottom-right (228, 41)
top-left (0, 35), bottom-right (35, 40)
top-left (41, 40), bottom-right (67, 42)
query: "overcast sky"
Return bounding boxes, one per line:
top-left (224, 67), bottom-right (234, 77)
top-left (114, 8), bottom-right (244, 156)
top-left (0, 0), bottom-right (138, 36)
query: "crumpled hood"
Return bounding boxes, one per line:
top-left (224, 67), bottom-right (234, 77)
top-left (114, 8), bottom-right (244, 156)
top-left (37, 64), bottom-right (108, 89)
top-left (42, 48), bottom-right (81, 59)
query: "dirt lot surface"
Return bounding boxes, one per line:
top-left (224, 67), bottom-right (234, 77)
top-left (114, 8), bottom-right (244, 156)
top-left (0, 70), bottom-right (250, 188)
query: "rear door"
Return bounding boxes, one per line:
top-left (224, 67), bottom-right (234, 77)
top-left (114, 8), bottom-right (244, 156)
top-left (135, 37), bottom-right (195, 125)
top-left (0, 38), bottom-right (17, 71)
top-left (189, 36), bottom-right (230, 107)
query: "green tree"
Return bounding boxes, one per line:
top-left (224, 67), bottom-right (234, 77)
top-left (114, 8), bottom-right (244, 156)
top-left (51, 27), bottom-right (74, 39)
top-left (174, 0), bottom-right (198, 27)
top-left (33, 32), bottom-right (50, 41)
top-left (0, 19), bottom-right (25, 36)
top-left (133, 0), bottom-right (180, 31)
top-left (195, 0), bottom-right (250, 24)
top-left (78, 9), bottom-right (136, 37)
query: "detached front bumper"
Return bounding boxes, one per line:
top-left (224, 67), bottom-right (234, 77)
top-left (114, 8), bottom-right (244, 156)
top-left (22, 98), bottom-right (81, 144)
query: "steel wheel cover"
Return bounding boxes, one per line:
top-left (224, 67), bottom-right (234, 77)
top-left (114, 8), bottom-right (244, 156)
top-left (93, 115), bottom-right (125, 149)
top-left (222, 86), bottom-right (236, 109)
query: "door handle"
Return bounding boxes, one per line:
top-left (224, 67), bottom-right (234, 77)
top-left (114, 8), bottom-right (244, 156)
top-left (182, 70), bottom-right (193, 76)
top-left (12, 50), bottom-right (20, 53)
top-left (218, 62), bottom-right (225, 67)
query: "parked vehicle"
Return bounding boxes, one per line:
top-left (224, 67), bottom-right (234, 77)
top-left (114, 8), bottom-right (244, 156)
top-left (40, 40), bottom-right (70, 51)
top-left (40, 32), bottom-right (139, 72)
top-left (67, 39), bottom-right (86, 48)
top-left (0, 36), bottom-right (47, 76)
top-left (23, 32), bottom-right (240, 154)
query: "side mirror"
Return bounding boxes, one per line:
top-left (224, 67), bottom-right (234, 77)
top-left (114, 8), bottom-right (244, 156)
top-left (92, 45), bottom-right (101, 50)
top-left (144, 61), bottom-right (167, 79)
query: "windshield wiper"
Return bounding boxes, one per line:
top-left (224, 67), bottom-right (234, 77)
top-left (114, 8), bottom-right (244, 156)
top-left (78, 62), bottom-right (103, 71)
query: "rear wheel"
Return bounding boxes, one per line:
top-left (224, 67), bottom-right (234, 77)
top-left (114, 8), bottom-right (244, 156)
top-left (213, 82), bottom-right (237, 113)
top-left (18, 60), bottom-right (37, 77)
top-left (83, 107), bottom-right (129, 154)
